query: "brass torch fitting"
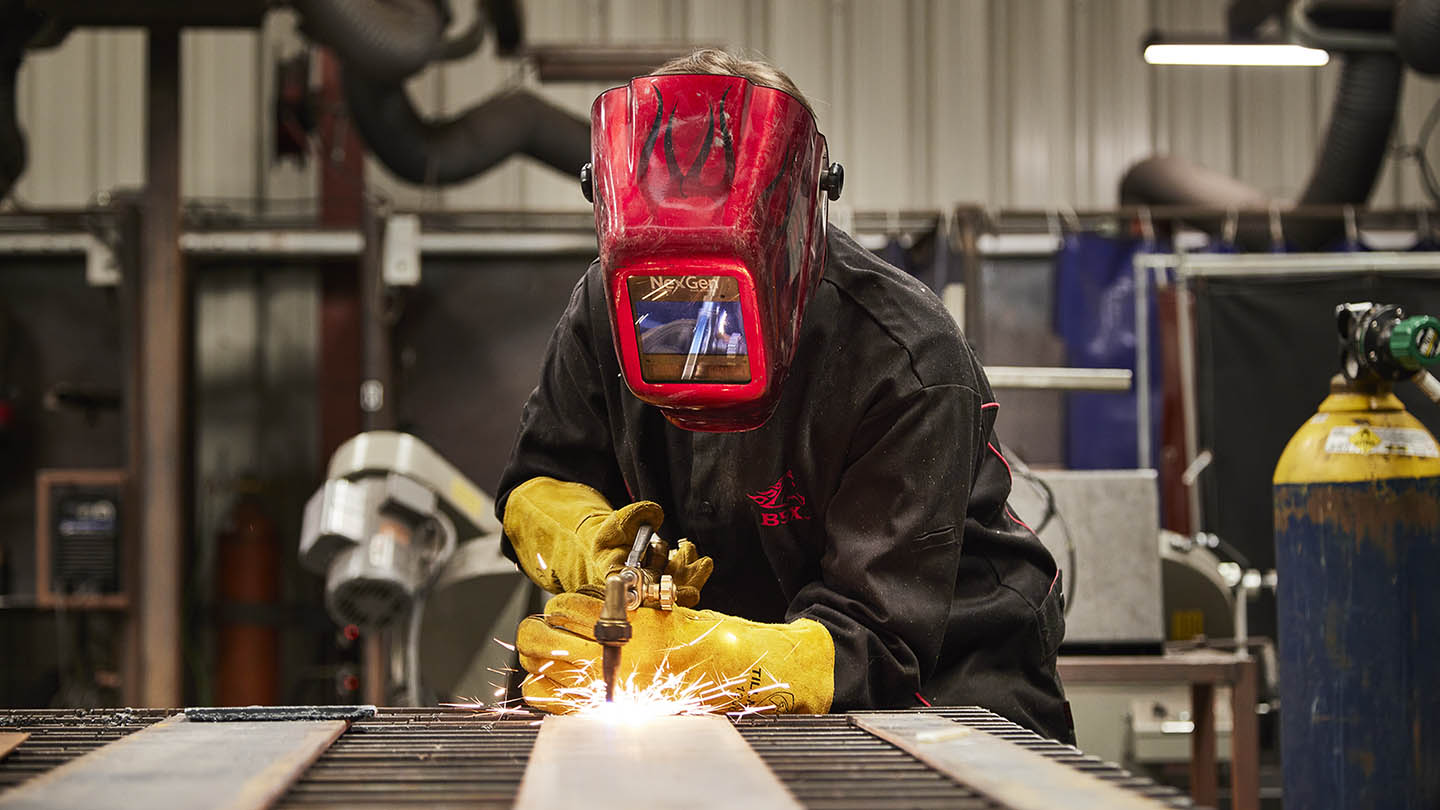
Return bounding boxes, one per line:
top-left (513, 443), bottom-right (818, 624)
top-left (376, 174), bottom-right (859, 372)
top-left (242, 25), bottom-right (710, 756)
top-left (593, 573), bottom-right (632, 645)
top-left (618, 567), bottom-right (676, 611)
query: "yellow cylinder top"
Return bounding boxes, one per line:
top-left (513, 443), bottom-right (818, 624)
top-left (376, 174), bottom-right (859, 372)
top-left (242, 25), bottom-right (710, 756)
top-left (1274, 378), bottom-right (1440, 484)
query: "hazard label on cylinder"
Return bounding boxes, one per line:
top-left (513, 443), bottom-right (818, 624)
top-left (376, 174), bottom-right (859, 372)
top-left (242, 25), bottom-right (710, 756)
top-left (1324, 426), bottom-right (1440, 457)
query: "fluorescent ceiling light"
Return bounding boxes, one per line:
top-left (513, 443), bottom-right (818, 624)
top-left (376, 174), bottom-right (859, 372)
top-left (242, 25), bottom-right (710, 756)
top-left (1144, 42), bottom-right (1329, 67)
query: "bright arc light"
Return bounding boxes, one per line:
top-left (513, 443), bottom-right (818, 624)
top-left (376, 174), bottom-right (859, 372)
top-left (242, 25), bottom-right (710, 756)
top-left (1144, 43), bottom-right (1329, 66)
top-left (522, 656), bottom-right (780, 721)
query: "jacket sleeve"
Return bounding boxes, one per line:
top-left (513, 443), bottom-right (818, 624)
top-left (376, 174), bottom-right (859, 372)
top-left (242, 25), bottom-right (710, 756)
top-left (494, 268), bottom-right (630, 561)
top-left (786, 382), bottom-right (984, 710)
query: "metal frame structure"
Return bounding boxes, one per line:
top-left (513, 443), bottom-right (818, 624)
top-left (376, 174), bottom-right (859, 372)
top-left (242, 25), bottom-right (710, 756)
top-left (1133, 249), bottom-right (1440, 533)
top-left (1059, 652), bottom-right (1261, 810)
top-left (7, 196), bottom-right (1435, 715)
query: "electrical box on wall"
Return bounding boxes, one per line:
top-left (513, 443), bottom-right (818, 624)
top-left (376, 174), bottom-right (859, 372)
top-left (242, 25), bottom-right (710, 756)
top-left (35, 469), bottom-right (127, 609)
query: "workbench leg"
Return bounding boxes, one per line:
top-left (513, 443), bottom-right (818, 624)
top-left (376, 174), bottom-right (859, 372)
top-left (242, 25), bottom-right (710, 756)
top-left (1190, 682), bottom-right (1218, 808)
top-left (1230, 660), bottom-right (1261, 810)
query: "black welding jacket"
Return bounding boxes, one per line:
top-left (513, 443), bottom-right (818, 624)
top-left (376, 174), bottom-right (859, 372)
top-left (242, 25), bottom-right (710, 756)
top-left (495, 229), bottom-right (1071, 740)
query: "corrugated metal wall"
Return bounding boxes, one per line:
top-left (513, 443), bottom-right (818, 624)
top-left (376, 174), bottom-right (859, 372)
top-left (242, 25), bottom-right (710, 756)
top-left (11, 0), bottom-right (1440, 212)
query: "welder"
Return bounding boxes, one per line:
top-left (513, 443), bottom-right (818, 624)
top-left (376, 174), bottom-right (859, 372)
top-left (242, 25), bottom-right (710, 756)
top-left (496, 49), bottom-right (1071, 742)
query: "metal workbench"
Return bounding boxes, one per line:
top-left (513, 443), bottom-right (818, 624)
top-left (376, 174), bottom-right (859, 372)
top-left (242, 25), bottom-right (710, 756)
top-left (0, 706), bottom-right (1191, 809)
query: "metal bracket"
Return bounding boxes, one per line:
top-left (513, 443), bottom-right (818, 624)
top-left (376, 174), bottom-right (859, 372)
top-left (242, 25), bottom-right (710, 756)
top-left (86, 236), bottom-right (121, 286)
top-left (0, 233), bottom-right (120, 287)
top-left (382, 214), bottom-right (421, 286)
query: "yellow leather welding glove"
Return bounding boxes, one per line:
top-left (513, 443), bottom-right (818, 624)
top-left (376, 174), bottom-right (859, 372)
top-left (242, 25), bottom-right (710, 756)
top-left (502, 477), bottom-right (712, 607)
top-left (516, 593), bottom-right (834, 715)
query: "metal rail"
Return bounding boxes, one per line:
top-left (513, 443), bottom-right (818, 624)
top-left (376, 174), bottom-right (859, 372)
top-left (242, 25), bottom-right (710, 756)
top-left (0, 736), bottom-right (25, 762)
top-left (0, 710), bottom-right (175, 792)
top-left (516, 715), bottom-right (801, 809)
top-left (1174, 251), bottom-right (1440, 278)
top-left (854, 713), bottom-right (1161, 810)
top-left (0, 716), bottom-right (346, 810)
top-left (984, 367), bottom-right (1132, 392)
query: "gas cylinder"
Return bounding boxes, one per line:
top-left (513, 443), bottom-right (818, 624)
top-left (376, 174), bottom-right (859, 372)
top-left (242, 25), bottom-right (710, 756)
top-left (215, 488), bottom-right (281, 706)
top-left (1272, 302), bottom-right (1440, 808)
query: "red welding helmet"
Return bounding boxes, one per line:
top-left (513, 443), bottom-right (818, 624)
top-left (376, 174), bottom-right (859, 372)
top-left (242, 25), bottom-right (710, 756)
top-left (582, 73), bottom-right (843, 432)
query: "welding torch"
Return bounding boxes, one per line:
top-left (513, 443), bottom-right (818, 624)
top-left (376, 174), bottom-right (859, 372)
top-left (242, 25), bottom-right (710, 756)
top-left (592, 524), bottom-right (675, 701)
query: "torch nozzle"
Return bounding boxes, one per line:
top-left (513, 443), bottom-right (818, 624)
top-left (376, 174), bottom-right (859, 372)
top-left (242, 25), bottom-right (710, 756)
top-left (593, 572), bottom-right (631, 702)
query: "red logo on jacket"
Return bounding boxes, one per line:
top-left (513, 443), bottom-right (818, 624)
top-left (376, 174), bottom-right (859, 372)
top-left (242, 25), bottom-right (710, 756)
top-left (747, 470), bottom-right (812, 526)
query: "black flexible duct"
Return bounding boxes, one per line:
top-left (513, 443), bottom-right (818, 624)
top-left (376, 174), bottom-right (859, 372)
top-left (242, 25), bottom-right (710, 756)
top-left (481, 0), bottom-right (523, 55)
top-left (1397, 0), bottom-right (1440, 75)
top-left (1120, 156), bottom-right (1270, 209)
top-left (1287, 51), bottom-right (1404, 248)
top-left (0, 54), bottom-right (22, 203)
top-left (342, 67), bottom-right (591, 185)
top-left (1120, 51), bottom-right (1403, 251)
top-left (294, 0), bottom-right (446, 83)
top-left (0, 1), bottom-right (34, 203)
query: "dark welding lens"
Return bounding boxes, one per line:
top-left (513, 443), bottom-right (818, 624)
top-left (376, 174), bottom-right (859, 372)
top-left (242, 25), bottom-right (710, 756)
top-left (628, 275), bottom-right (750, 384)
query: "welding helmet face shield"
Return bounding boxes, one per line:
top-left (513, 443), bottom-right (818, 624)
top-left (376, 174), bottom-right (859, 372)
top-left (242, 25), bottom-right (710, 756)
top-left (584, 73), bottom-right (843, 432)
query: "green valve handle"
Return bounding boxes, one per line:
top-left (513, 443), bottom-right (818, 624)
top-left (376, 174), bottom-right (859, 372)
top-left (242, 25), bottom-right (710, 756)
top-left (1389, 315), bottom-right (1440, 371)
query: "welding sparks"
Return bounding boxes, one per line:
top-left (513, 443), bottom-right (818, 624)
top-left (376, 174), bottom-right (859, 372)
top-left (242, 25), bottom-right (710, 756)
top-left (438, 697), bottom-right (533, 719)
top-left (472, 632), bottom-right (780, 723)
top-left (524, 655), bottom-right (778, 721)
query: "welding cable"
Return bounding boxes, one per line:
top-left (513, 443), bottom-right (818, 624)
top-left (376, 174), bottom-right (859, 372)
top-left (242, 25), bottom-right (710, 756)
top-left (999, 443), bottom-right (1079, 618)
top-left (1393, 92), bottom-right (1440, 207)
top-left (404, 509), bottom-right (458, 707)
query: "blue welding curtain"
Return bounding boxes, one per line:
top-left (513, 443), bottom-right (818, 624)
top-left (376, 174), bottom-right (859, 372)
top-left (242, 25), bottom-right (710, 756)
top-left (1054, 232), bottom-right (1161, 469)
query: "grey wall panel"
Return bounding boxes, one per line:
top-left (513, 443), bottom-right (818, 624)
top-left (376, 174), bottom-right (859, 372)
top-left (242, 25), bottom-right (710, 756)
top-left (928, 0), bottom-right (992, 206)
top-left (515, 0), bottom-right (608, 209)
top-left (1072, 0), bottom-right (1152, 207)
top-left (182, 32), bottom-right (262, 202)
top-left (1150, 0), bottom-right (1236, 179)
top-left (1235, 68), bottom-right (1323, 200)
top-left (847, 0), bottom-right (913, 209)
top-left (998, 0), bottom-right (1076, 207)
top-left (91, 32), bottom-right (146, 200)
top-left (17, 33), bottom-right (96, 206)
top-left (10, 1), bottom-right (1440, 211)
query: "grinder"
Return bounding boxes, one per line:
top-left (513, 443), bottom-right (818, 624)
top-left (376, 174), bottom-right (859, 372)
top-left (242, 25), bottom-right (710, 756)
top-left (592, 524), bottom-right (675, 701)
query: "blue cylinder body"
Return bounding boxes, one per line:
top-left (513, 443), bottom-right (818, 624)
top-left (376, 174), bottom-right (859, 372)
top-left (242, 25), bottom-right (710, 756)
top-left (1274, 478), bottom-right (1440, 809)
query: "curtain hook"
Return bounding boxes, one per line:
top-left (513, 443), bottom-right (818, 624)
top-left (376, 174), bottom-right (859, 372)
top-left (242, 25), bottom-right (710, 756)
top-left (1269, 203), bottom-right (1285, 251)
top-left (1223, 207), bottom-right (1239, 247)
top-left (1062, 204), bottom-right (1081, 232)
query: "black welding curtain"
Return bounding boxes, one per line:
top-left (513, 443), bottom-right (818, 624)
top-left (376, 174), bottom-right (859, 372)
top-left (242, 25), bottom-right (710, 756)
top-left (1193, 268), bottom-right (1440, 576)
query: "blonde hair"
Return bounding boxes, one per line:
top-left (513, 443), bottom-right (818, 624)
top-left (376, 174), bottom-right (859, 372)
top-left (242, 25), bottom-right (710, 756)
top-left (651, 48), bottom-right (813, 115)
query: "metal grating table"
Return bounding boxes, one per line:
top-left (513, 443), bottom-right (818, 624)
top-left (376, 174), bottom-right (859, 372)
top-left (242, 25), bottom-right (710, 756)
top-left (1, 707), bottom-right (1192, 809)
top-left (0, 709), bottom-right (172, 793)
